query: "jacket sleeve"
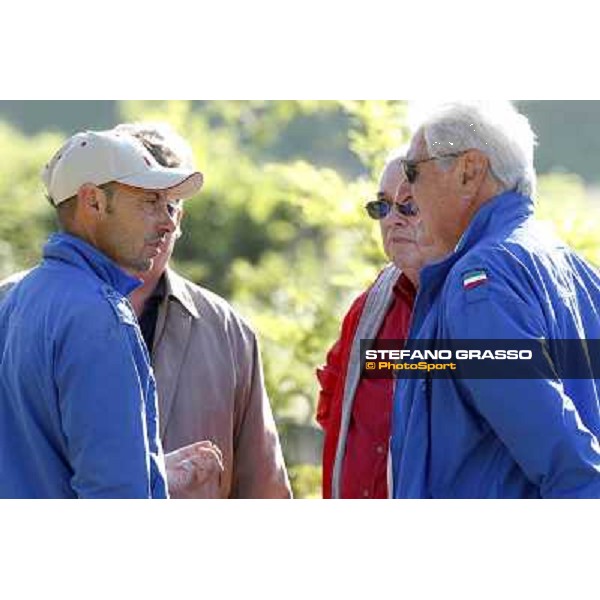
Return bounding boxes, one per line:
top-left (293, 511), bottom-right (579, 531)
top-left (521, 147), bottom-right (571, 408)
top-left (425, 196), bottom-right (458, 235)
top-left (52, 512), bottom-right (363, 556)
top-left (55, 305), bottom-right (161, 499)
top-left (230, 325), bottom-right (292, 499)
top-left (315, 292), bottom-right (367, 431)
top-left (315, 337), bottom-right (343, 430)
top-left (445, 269), bottom-right (600, 498)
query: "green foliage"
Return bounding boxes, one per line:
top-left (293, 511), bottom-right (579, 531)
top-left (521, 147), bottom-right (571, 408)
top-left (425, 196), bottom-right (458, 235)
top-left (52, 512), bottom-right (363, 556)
top-left (288, 464), bottom-right (322, 499)
top-left (340, 100), bottom-right (410, 178)
top-left (536, 173), bottom-right (600, 266)
top-left (0, 122), bottom-right (61, 277)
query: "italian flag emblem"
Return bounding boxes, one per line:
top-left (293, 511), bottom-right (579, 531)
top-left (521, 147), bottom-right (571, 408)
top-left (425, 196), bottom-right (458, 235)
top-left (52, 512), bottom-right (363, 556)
top-left (463, 269), bottom-right (488, 290)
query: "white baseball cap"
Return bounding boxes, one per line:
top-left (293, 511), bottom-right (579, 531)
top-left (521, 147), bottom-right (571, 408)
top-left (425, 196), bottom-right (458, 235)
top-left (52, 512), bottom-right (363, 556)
top-left (42, 129), bottom-right (204, 206)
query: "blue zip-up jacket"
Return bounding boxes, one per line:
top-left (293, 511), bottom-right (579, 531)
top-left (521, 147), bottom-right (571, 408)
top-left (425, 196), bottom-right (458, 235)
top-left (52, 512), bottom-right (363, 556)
top-left (391, 191), bottom-right (600, 498)
top-left (0, 233), bottom-right (168, 498)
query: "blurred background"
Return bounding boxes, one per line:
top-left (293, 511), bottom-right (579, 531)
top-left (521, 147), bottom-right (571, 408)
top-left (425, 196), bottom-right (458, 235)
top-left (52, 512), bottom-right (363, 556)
top-left (1, 100), bottom-right (599, 498)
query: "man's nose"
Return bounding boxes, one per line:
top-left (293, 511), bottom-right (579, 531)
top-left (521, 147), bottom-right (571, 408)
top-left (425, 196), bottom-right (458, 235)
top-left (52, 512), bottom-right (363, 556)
top-left (159, 214), bottom-right (177, 234)
top-left (157, 198), bottom-right (178, 233)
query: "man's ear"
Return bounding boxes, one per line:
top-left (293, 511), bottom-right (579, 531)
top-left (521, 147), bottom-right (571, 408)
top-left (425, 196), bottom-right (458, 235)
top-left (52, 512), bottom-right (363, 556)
top-left (77, 183), bottom-right (106, 214)
top-left (460, 150), bottom-right (489, 197)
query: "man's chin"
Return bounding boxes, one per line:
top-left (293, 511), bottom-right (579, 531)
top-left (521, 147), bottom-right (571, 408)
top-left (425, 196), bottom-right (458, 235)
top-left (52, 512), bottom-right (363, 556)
top-left (124, 259), bottom-right (153, 275)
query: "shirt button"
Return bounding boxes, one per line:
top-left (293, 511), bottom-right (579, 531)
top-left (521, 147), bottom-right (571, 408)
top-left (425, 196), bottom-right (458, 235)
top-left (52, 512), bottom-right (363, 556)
top-left (363, 489), bottom-right (370, 498)
top-left (376, 445), bottom-right (385, 455)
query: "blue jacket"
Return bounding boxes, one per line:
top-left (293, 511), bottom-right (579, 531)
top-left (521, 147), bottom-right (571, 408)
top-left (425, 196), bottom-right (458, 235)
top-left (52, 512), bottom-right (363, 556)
top-left (0, 233), bottom-right (168, 498)
top-left (391, 191), bottom-right (600, 498)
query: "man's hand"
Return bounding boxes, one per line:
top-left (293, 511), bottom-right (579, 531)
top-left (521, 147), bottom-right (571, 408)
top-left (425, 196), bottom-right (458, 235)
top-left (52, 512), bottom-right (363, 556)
top-left (165, 440), bottom-right (224, 499)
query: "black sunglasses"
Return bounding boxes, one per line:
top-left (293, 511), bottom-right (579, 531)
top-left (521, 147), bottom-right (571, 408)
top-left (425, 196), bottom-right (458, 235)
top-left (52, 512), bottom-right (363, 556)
top-left (401, 152), bottom-right (465, 184)
top-left (365, 198), bottom-right (419, 220)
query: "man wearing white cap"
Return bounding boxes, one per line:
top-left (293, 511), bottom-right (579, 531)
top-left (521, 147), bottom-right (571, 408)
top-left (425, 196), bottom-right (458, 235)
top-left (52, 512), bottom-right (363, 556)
top-left (0, 129), bottom-right (203, 498)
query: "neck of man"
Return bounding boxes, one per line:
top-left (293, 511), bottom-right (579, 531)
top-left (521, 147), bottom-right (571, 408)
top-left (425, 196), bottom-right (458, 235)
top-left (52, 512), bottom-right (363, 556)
top-left (402, 268), bottom-right (419, 290)
top-left (129, 268), bottom-right (165, 318)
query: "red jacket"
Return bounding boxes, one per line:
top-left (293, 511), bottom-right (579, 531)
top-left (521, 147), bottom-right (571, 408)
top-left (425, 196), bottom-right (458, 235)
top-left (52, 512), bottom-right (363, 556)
top-left (316, 290), bottom-right (369, 499)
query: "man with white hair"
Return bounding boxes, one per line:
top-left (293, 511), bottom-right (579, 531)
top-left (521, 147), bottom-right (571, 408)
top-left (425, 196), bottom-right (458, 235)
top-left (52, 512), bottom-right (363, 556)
top-left (391, 101), bottom-right (600, 498)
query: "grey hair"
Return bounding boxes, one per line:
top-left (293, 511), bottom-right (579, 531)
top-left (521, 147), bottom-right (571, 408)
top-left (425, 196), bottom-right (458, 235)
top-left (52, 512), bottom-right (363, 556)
top-left (113, 122), bottom-right (195, 170)
top-left (417, 101), bottom-right (537, 198)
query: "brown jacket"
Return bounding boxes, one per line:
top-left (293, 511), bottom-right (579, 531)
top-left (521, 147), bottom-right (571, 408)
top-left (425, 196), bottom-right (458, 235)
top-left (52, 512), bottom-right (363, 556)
top-left (152, 268), bottom-right (291, 498)
top-left (0, 268), bottom-right (292, 499)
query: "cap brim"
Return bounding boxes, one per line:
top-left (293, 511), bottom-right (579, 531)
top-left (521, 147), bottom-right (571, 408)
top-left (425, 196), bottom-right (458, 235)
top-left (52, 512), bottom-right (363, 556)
top-left (117, 167), bottom-right (204, 200)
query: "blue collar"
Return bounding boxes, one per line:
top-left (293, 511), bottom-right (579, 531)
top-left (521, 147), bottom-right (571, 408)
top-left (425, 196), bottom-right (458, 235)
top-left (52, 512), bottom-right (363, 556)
top-left (43, 232), bottom-right (142, 296)
top-left (423, 190), bottom-right (534, 276)
top-left (454, 190), bottom-right (534, 255)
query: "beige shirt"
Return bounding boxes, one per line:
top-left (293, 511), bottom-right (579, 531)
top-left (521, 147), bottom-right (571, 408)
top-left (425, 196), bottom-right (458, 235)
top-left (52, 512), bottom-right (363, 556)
top-left (151, 268), bottom-right (291, 498)
top-left (0, 268), bottom-right (292, 499)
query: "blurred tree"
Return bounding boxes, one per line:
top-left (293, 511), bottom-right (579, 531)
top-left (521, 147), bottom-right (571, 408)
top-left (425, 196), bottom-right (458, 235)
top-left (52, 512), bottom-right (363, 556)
top-left (536, 173), bottom-right (600, 266)
top-left (517, 101), bottom-right (600, 184)
top-left (0, 101), bottom-right (118, 136)
top-left (340, 100), bottom-right (410, 178)
top-left (0, 122), bottom-right (62, 277)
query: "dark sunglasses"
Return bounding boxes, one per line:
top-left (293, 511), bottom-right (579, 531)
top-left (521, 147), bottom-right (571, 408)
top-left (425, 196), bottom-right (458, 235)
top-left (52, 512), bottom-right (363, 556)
top-left (365, 198), bottom-right (419, 220)
top-left (401, 152), bottom-right (465, 184)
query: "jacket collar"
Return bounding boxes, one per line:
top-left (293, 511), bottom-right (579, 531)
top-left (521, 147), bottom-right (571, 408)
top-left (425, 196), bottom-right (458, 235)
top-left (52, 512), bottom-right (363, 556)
top-left (421, 190), bottom-right (534, 280)
top-left (454, 190), bottom-right (534, 255)
top-left (412, 191), bottom-right (534, 335)
top-left (163, 268), bottom-right (200, 319)
top-left (43, 232), bottom-right (141, 296)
